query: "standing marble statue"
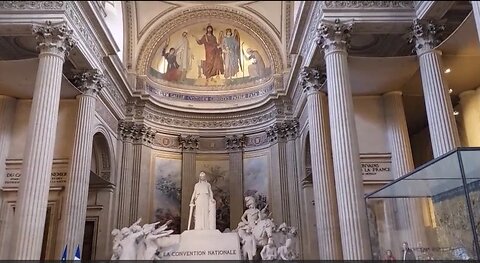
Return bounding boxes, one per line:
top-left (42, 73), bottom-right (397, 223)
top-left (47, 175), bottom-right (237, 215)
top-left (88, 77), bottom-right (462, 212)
top-left (241, 196), bottom-right (260, 228)
top-left (189, 171), bottom-right (216, 230)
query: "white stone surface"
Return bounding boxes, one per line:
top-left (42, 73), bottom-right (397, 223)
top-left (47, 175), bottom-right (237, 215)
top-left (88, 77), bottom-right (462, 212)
top-left (473, 1), bottom-right (480, 44)
top-left (159, 230), bottom-right (241, 260)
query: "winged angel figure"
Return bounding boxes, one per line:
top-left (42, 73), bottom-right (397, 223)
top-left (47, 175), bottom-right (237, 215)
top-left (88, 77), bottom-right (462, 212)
top-left (219, 28), bottom-right (242, 79)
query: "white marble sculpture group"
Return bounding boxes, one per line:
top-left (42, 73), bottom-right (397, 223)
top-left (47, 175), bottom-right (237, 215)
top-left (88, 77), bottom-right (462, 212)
top-left (234, 196), bottom-right (299, 260)
top-left (111, 172), bottom-right (299, 260)
top-left (111, 218), bottom-right (175, 260)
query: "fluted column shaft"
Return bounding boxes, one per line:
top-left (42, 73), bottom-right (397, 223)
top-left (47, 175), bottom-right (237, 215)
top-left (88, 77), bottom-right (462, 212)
top-left (117, 136), bottom-right (133, 227)
top-left (286, 137), bottom-right (302, 238)
top-left (0, 96), bottom-right (16, 185)
top-left (13, 22), bottom-right (74, 259)
top-left (472, 1), bottom-right (480, 44)
top-left (130, 143), bottom-right (142, 221)
top-left (56, 70), bottom-right (104, 259)
top-left (179, 135), bottom-right (198, 231)
top-left (228, 149), bottom-right (243, 229)
top-left (412, 19), bottom-right (460, 157)
top-left (383, 91), bottom-right (428, 249)
top-left (307, 91), bottom-right (343, 259)
top-left (269, 139), bottom-right (290, 224)
top-left (317, 19), bottom-right (371, 259)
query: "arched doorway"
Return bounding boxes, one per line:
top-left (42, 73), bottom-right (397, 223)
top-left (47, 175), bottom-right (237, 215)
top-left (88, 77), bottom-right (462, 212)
top-left (82, 132), bottom-right (115, 260)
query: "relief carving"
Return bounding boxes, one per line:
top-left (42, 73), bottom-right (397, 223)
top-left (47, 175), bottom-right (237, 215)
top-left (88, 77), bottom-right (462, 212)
top-left (178, 135), bottom-right (199, 151)
top-left (225, 135), bottom-right (247, 150)
top-left (322, 1), bottom-right (414, 9)
top-left (300, 67), bottom-right (326, 93)
top-left (408, 19), bottom-right (445, 56)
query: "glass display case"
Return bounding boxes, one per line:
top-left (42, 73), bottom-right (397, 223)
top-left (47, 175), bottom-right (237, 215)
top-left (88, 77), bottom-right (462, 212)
top-left (365, 148), bottom-right (480, 260)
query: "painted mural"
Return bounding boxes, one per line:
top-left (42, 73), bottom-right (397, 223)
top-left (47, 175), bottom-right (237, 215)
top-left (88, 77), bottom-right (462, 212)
top-left (196, 159), bottom-right (230, 232)
top-left (153, 157), bottom-right (182, 234)
top-left (149, 22), bottom-right (272, 87)
top-left (243, 155), bottom-right (269, 211)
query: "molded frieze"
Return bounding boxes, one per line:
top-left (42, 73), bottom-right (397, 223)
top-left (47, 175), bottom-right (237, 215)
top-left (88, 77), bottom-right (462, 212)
top-left (322, 1), bottom-right (414, 9)
top-left (0, 1), bottom-right (66, 9)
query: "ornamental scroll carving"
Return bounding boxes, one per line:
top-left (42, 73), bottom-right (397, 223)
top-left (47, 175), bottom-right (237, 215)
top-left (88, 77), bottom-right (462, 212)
top-left (316, 19), bottom-right (353, 54)
top-left (322, 1), bottom-right (414, 9)
top-left (408, 19), bottom-right (445, 55)
top-left (300, 67), bottom-right (326, 93)
top-left (178, 135), bottom-right (199, 151)
top-left (118, 121), bottom-right (156, 144)
top-left (266, 120), bottom-right (299, 143)
top-left (32, 20), bottom-right (75, 56)
top-left (0, 1), bottom-right (66, 9)
top-left (72, 69), bottom-right (106, 96)
top-left (225, 135), bottom-right (247, 150)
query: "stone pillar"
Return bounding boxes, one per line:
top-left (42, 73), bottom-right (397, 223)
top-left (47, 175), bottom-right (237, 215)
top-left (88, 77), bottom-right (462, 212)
top-left (410, 19), bottom-right (460, 157)
top-left (56, 69), bottom-right (105, 259)
top-left (266, 123), bottom-right (290, 225)
top-left (383, 91), bottom-right (428, 249)
top-left (300, 172), bottom-right (319, 260)
top-left (300, 67), bottom-right (342, 259)
top-left (130, 124), bottom-right (155, 221)
top-left (13, 21), bottom-right (74, 260)
top-left (131, 124), bottom-right (155, 222)
top-left (116, 121), bottom-right (135, 227)
top-left (285, 120), bottom-right (303, 246)
top-left (316, 19), bottom-right (371, 259)
top-left (0, 96), bottom-right (16, 186)
top-left (225, 135), bottom-right (245, 229)
top-left (459, 90), bottom-right (480, 146)
top-left (472, 1), bottom-right (480, 44)
top-left (179, 135), bottom-right (198, 231)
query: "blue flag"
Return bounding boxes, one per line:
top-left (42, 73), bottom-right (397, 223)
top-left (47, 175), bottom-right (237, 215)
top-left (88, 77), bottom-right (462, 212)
top-left (60, 245), bottom-right (67, 262)
top-left (74, 245), bottom-right (81, 261)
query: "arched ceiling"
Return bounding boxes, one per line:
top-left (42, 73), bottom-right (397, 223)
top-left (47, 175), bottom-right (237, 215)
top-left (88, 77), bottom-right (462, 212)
top-left (125, 1), bottom-right (291, 113)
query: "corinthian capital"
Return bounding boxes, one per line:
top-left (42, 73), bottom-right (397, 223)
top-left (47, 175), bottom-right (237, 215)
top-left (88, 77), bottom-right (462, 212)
top-left (300, 67), bottom-right (326, 93)
top-left (316, 19), bottom-right (353, 55)
top-left (32, 20), bottom-right (75, 57)
top-left (72, 69), bottom-right (106, 96)
top-left (178, 135), bottom-right (199, 151)
top-left (408, 19), bottom-right (445, 55)
top-left (225, 135), bottom-right (246, 150)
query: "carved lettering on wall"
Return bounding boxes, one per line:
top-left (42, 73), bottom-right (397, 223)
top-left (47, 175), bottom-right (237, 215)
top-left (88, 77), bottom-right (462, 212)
top-left (360, 159), bottom-right (392, 180)
top-left (4, 170), bottom-right (68, 188)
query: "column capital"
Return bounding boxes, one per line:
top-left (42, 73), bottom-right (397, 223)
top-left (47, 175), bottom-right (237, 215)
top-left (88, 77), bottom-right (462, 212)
top-left (32, 20), bottom-right (75, 57)
top-left (408, 19), bottom-right (445, 56)
top-left (118, 120), bottom-right (135, 142)
top-left (72, 69), bottom-right (106, 97)
top-left (316, 19), bottom-right (353, 55)
top-left (266, 120), bottom-right (299, 143)
top-left (300, 67), bottom-right (327, 94)
top-left (132, 123), bottom-right (156, 144)
top-left (178, 134), bottom-right (199, 151)
top-left (225, 134), bottom-right (246, 151)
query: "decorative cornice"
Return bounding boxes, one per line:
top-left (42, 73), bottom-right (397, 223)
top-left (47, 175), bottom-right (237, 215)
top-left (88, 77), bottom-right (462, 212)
top-left (136, 5), bottom-right (283, 76)
top-left (72, 69), bottom-right (106, 96)
top-left (0, 1), bottom-right (66, 10)
top-left (178, 135), bottom-right (199, 151)
top-left (266, 120), bottom-right (299, 143)
top-left (300, 67), bottom-right (327, 93)
top-left (32, 21), bottom-right (75, 57)
top-left (301, 2), bottom-right (322, 59)
top-left (316, 19), bottom-right (353, 55)
top-left (408, 19), bottom-right (445, 56)
top-left (225, 135), bottom-right (247, 150)
top-left (321, 1), bottom-right (414, 9)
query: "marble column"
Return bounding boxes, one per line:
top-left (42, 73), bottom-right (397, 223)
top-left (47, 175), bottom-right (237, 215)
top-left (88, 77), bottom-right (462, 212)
top-left (383, 91), bottom-right (428, 248)
top-left (300, 67), bottom-right (342, 259)
top-left (316, 19), bottom-right (371, 259)
top-left (459, 90), bottom-right (480, 146)
top-left (285, 121), bottom-right (303, 246)
top-left (117, 121), bottom-right (135, 227)
top-left (411, 19), bottom-right (460, 157)
top-left (472, 1), bottom-right (480, 44)
top-left (179, 135), bottom-right (198, 231)
top-left (130, 124), bottom-right (155, 221)
top-left (226, 135), bottom-right (245, 229)
top-left (0, 96), bottom-right (16, 186)
top-left (131, 124), bottom-right (155, 222)
top-left (266, 123), bottom-right (290, 225)
top-left (300, 172), bottom-right (319, 260)
top-left (57, 69), bottom-right (105, 259)
top-left (13, 21), bottom-right (74, 259)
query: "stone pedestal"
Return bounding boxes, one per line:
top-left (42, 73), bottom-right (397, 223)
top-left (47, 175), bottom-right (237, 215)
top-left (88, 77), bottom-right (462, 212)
top-left (159, 230), bottom-right (241, 260)
top-left (56, 69), bottom-right (104, 259)
top-left (13, 21), bottom-right (74, 259)
top-left (317, 19), bottom-right (371, 259)
top-left (300, 67), bottom-right (342, 259)
top-left (411, 19), bottom-right (460, 157)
